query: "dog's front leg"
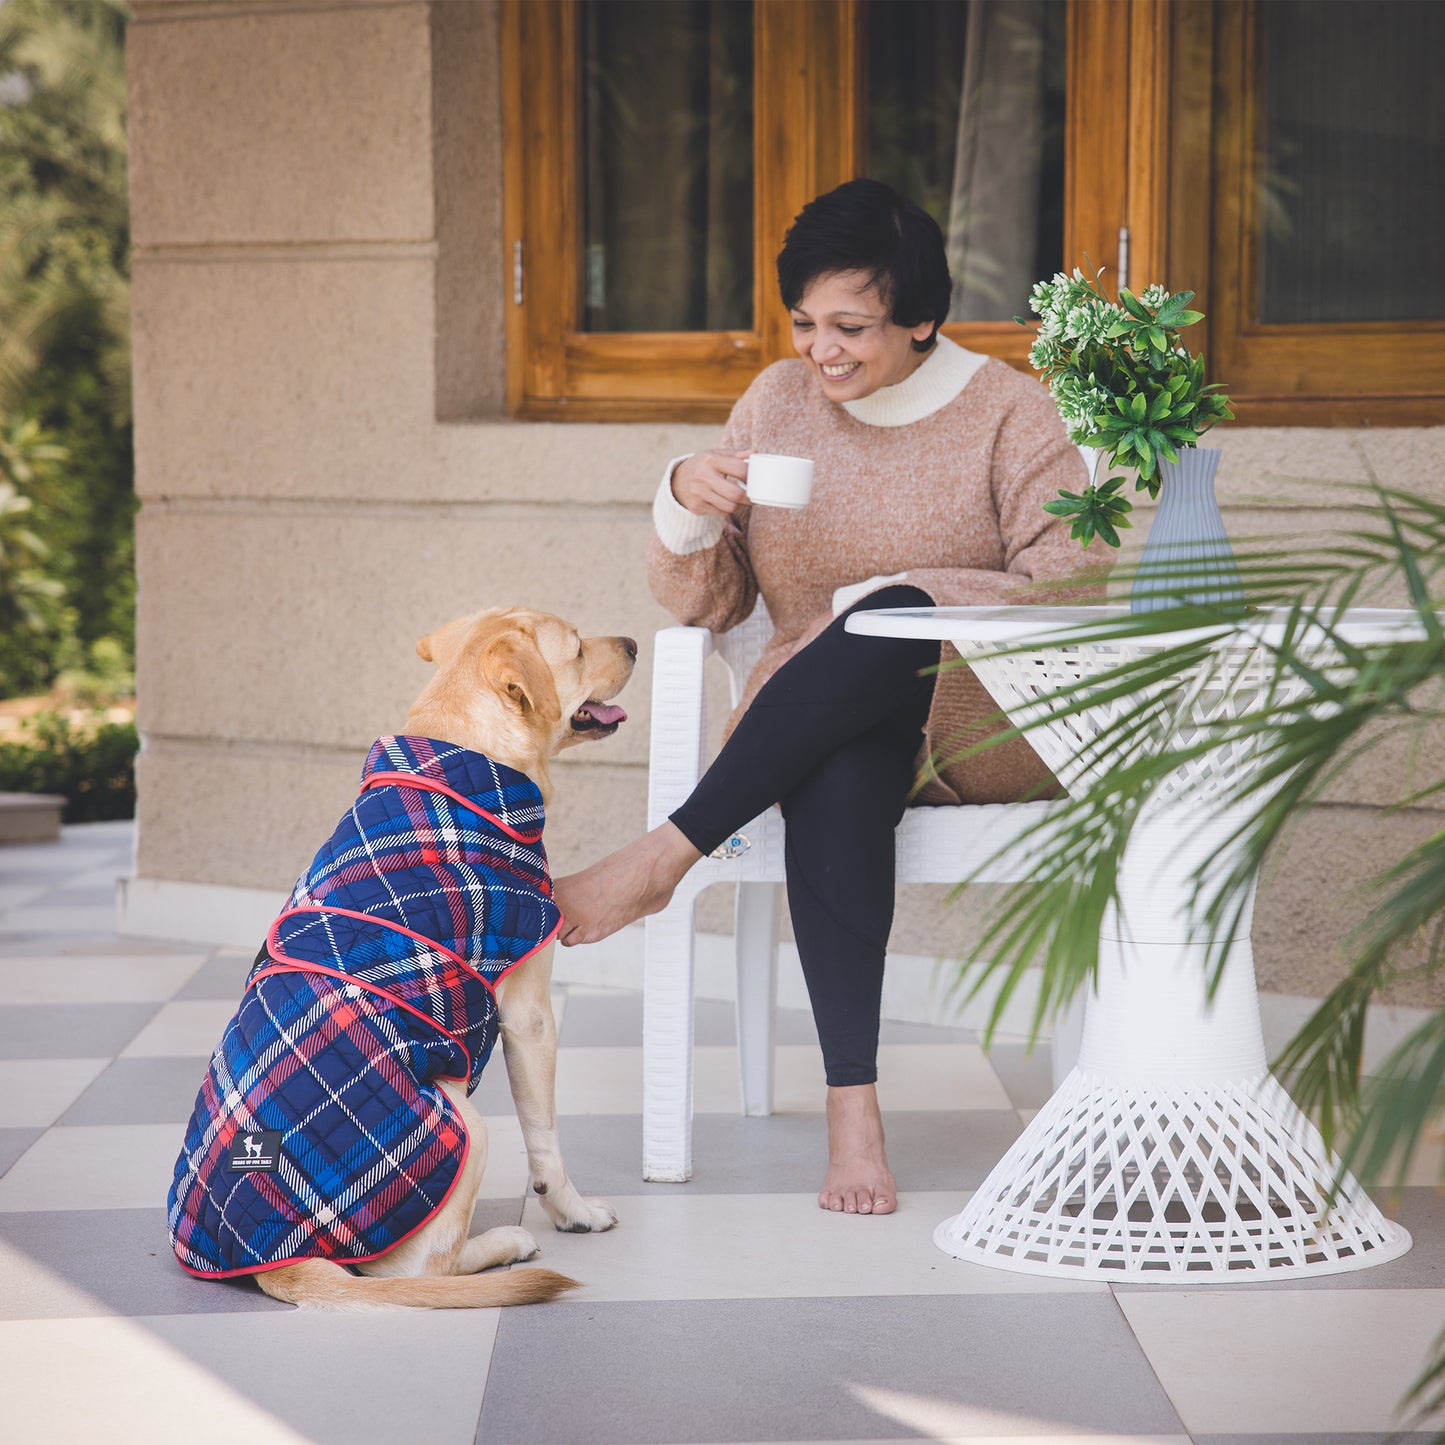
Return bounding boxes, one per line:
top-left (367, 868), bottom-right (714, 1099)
top-left (497, 949), bottom-right (617, 1233)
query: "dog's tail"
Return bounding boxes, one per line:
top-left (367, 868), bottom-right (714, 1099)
top-left (254, 1259), bottom-right (581, 1311)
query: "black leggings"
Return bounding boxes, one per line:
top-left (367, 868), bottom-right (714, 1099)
top-left (669, 585), bottom-right (938, 1087)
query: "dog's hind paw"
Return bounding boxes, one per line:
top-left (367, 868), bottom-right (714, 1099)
top-left (494, 1226), bottom-right (541, 1262)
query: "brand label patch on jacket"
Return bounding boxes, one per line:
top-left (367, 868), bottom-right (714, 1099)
top-left (227, 1130), bottom-right (283, 1172)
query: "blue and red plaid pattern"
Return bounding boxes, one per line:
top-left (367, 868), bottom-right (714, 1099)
top-left (167, 736), bottom-right (561, 1277)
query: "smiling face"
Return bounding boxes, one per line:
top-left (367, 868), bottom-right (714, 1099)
top-left (788, 270), bottom-right (937, 403)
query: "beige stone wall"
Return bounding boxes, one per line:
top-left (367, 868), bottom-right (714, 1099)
top-left (127, 0), bottom-right (1445, 1007)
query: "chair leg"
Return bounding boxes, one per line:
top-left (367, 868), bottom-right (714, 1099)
top-left (734, 881), bottom-right (780, 1117)
top-left (642, 887), bottom-right (700, 1182)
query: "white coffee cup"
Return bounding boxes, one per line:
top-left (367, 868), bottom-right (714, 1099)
top-left (743, 453), bottom-right (814, 509)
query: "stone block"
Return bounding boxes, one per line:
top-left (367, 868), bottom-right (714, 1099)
top-left (1355, 427), bottom-right (1445, 505)
top-left (1253, 803), bottom-right (1445, 1010)
top-left (135, 503), bottom-right (670, 765)
top-left (0, 793), bottom-right (65, 845)
top-left (128, 1), bottom-right (434, 247)
top-left (135, 741), bottom-right (648, 896)
top-left (130, 255), bottom-right (440, 497)
top-left (135, 740), bottom-right (360, 893)
top-left (131, 254), bottom-right (716, 502)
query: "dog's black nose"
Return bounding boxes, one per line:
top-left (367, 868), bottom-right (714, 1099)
top-left (621, 637), bottom-right (638, 660)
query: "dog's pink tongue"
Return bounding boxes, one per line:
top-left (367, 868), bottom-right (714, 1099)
top-left (582, 702), bottom-right (627, 725)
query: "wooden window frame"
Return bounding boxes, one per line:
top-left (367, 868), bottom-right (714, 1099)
top-left (501, 0), bottom-right (1143, 423)
top-left (1195, 1), bottom-right (1445, 425)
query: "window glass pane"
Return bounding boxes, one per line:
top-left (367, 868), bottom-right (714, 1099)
top-left (862, 0), bottom-right (1066, 323)
top-left (1256, 1), bottom-right (1445, 324)
top-left (580, 0), bottom-right (753, 333)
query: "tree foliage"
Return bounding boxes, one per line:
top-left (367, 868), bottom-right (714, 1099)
top-left (0, 0), bottom-right (133, 699)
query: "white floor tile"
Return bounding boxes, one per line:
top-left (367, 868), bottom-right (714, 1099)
top-left (1117, 1286), bottom-right (1445, 1433)
top-left (0, 1123), bottom-right (180, 1212)
top-left (120, 999), bottom-right (237, 1058)
top-left (0, 1315), bottom-right (312, 1444)
top-left (552, 1042), bottom-right (1012, 1116)
top-left (473, 1111), bottom-right (533, 1200)
top-left (0, 1308), bottom-right (499, 1445)
top-left (517, 1190), bottom-right (1107, 1302)
top-left (0, 1058), bottom-right (109, 1127)
top-left (0, 954), bottom-right (205, 1005)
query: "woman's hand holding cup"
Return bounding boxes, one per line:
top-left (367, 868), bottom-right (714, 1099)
top-left (670, 450), bottom-right (753, 517)
top-left (672, 450), bottom-right (815, 516)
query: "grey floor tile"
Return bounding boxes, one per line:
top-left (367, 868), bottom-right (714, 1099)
top-left (986, 1041), bottom-right (1055, 1111)
top-left (0, 1001), bottom-right (158, 1057)
top-left (0, 1128), bottom-right (41, 1178)
top-left (172, 948), bottom-right (257, 1001)
top-left (0, 1201), bottom-right (530, 1321)
top-left (1194, 1437), bottom-right (1435, 1444)
top-left (0, 1207), bottom-right (285, 1317)
top-left (479, 1294), bottom-right (1183, 1443)
top-left (43, 882), bottom-right (121, 904)
top-left (554, 1109), bottom-right (1026, 1197)
top-left (559, 990), bottom-right (976, 1051)
top-left (139, 1307), bottom-right (499, 1444)
top-left (877, 1015), bottom-right (981, 1045)
top-left (559, 991), bottom-right (822, 1049)
top-left (58, 1057), bottom-right (211, 1126)
top-left (471, 1053), bottom-right (520, 1115)
top-left (1110, 1185), bottom-right (1445, 1293)
top-left (0, 933), bottom-right (195, 959)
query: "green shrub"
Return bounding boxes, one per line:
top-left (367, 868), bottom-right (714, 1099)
top-left (0, 710), bottom-right (136, 822)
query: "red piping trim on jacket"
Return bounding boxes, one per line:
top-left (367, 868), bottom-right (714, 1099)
top-left (248, 960), bottom-right (476, 1078)
top-left (270, 906), bottom-right (490, 989)
top-left (268, 905), bottom-right (562, 994)
top-left (360, 771), bottom-right (544, 843)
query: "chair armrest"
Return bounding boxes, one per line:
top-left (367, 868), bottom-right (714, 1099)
top-left (647, 626), bottom-right (714, 830)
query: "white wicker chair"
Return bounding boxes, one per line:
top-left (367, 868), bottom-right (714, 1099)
top-left (641, 597), bottom-right (1065, 1182)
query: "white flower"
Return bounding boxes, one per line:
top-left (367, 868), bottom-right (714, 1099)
top-left (1029, 335), bottom-right (1063, 370)
top-left (1050, 374), bottom-right (1114, 427)
top-left (1140, 283), bottom-right (1170, 308)
top-left (1062, 300), bottom-right (1126, 346)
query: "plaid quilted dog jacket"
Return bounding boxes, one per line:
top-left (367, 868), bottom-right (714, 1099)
top-left (167, 735), bottom-right (562, 1277)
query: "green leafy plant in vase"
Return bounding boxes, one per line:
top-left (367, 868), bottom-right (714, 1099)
top-left (1019, 267), bottom-right (1236, 610)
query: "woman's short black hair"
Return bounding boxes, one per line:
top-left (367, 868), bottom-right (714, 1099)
top-left (776, 178), bottom-right (953, 351)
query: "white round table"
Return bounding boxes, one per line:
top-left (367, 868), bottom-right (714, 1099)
top-left (847, 604), bottom-right (1414, 1280)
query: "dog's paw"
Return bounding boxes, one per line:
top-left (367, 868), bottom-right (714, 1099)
top-left (494, 1226), bottom-right (541, 1262)
top-left (556, 1198), bottom-right (618, 1234)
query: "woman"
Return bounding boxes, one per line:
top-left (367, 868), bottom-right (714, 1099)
top-left (556, 178), bottom-right (1092, 1216)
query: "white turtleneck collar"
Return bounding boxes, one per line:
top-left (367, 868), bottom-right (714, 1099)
top-left (841, 333), bottom-right (989, 428)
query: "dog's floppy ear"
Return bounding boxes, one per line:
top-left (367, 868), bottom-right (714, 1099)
top-left (416, 633), bottom-right (436, 663)
top-left (483, 628), bottom-right (562, 725)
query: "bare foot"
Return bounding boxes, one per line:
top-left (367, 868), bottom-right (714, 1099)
top-left (819, 1083), bottom-right (897, 1215)
top-left (554, 822), bottom-right (701, 945)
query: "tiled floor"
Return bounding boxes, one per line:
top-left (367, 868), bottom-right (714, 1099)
top-left (2, 822), bottom-right (1443, 1444)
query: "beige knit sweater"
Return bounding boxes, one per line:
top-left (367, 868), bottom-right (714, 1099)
top-left (647, 338), bottom-right (1099, 804)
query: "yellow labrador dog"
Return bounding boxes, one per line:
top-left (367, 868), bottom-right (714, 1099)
top-left (167, 607), bottom-right (634, 1308)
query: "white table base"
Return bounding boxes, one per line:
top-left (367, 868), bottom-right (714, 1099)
top-left (938, 622), bottom-right (1411, 1281)
top-left (938, 1069), bottom-right (1410, 1279)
